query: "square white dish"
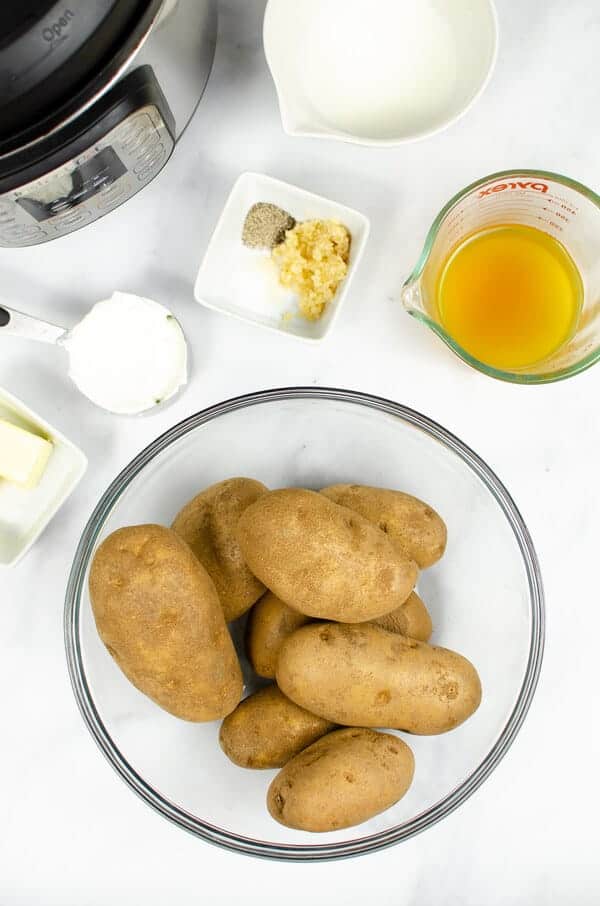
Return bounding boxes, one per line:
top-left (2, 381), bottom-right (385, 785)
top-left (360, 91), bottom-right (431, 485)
top-left (0, 387), bottom-right (87, 567)
top-left (194, 171), bottom-right (370, 341)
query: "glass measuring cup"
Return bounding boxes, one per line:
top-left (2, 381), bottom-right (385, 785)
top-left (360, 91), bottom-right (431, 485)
top-left (402, 170), bottom-right (600, 383)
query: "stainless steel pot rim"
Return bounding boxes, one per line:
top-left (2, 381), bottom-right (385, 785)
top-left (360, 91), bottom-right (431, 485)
top-left (64, 386), bottom-right (545, 862)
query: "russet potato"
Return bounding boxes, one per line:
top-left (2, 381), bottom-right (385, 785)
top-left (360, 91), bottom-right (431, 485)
top-left (219, 685), bottom-right (335, 769)
top-left (371, 591), bottom-right (432, 641)
top-left (277, 622), bottom-right (481, 734)
top-left (89, 524), bottom-right (243, 721)
top-left (321, 484), bottom-right (447, 568)
top-left (172, 477), bottom-right (268, 622)
top-left (246, 589), bottom-right (433, 680)
top-left (236, 488), bottom-right (418, 622)
top-left (245, 591), bottom-right (311, 679)
top-left (267, 727), bottom-right (415, 832)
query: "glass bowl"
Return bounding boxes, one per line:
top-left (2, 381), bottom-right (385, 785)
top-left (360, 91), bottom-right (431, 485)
top-left (65, 388), bottom-right (544, 861)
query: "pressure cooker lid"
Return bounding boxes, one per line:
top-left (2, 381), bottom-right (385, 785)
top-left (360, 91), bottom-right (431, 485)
top-left (0, 2), bottom-right (57, 46)
top-left (0, 0), bottom-right (158, 148)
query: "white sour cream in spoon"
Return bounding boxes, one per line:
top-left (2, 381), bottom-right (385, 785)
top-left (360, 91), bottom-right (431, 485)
top-left (64, 292), bottom-right (188, 415)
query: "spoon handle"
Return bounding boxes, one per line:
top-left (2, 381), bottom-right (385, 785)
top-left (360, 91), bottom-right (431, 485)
top-left (0, 305), bottom-right (68, 345)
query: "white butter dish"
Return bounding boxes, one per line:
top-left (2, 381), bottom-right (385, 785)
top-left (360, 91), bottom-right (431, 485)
top-left (0, 387), bottom-right (87, 567)
top-left (194, 172), bottom-right (370, 341)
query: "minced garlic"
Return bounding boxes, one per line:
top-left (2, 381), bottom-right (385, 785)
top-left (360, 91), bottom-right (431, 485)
top-left (272, 219), bottom-right (351, 321)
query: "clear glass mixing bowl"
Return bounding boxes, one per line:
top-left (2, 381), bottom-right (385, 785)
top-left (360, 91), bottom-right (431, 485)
top-left (64, 388), bottom-right (544, 861)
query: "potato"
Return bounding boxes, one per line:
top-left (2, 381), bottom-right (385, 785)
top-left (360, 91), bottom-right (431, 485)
top-left (219, 685), bottom-right (335, 769)
top-left (321, 484), bottom-right (447, 568)
top-left (172, 477), bottom-right (268, 622)
top-left (277, 623), bottom-right (481, 734)
top-left (371, 591), bottom-right (432, 641)
top-left (245, 591), bottom-right (311, 678)
top-left (246, 589), bottom-right (432, 678)
top-left (236, 488), bottom-right (418, 622)
top-left (89, 524), bottom-right (243, 722)
top-left (267, 727), bottom-right (414, 832)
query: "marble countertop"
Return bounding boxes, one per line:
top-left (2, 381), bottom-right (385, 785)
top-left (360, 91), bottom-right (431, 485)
top-left (1, 1), bottom-right (599, 903)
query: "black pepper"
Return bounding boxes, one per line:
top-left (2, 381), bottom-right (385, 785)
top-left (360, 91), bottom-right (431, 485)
top-left (242, 202), bottom-right (296, 249)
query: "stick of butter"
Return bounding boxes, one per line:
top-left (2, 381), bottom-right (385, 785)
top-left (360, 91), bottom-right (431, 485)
top-left (0, 418), bottom-right (53, 489)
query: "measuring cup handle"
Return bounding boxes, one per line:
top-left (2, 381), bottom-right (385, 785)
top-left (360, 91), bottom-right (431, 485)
top-left (0, 304), bottom-right (68, 345)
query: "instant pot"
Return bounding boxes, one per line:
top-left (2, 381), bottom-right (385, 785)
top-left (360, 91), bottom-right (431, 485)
top-left (0, 0), bottom-right (217, 247)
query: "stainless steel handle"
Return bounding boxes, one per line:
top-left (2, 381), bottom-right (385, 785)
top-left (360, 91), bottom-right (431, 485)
top-left (0, 305), bottom-right (68, 345)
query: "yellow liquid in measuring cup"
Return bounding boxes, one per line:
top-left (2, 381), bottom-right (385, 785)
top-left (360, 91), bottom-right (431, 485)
top-left (436, 224), bottom-right (583, 370)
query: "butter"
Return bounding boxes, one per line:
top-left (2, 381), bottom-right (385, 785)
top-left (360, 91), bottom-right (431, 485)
top-left (0, 418), bottom-right (53, 488)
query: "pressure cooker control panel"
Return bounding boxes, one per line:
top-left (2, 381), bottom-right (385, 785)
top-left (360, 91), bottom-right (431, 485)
top-left (0, 105), bottom-right (174, 247)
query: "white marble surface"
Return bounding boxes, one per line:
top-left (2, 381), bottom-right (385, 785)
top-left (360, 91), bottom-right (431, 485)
top-left (1, 1), bottom-right (599, 902)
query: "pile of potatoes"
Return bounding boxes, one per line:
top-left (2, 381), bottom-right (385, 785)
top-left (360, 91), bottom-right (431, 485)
top-left (89, 478), bottom-right (482, 833)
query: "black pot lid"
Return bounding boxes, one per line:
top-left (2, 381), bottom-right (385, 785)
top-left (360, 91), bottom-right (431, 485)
top-left (0, 0), bottom-right (156, 148)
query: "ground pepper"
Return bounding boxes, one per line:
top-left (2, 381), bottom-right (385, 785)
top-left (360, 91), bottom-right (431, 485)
top-left (242, 202), bottom-right (296, 249)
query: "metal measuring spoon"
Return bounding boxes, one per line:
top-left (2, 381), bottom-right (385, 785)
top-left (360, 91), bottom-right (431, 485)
top-left (0, 304), bottom-right (68, 345)
top-left (0, 297), bottom-right (189, 415)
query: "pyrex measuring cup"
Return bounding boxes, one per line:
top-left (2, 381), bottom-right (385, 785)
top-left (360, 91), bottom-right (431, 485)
top-left (402, 170), bottom-right (600, 383)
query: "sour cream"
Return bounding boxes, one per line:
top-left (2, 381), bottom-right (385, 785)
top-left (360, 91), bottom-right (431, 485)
top-left (65, 292), bottom-right (188, 415)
